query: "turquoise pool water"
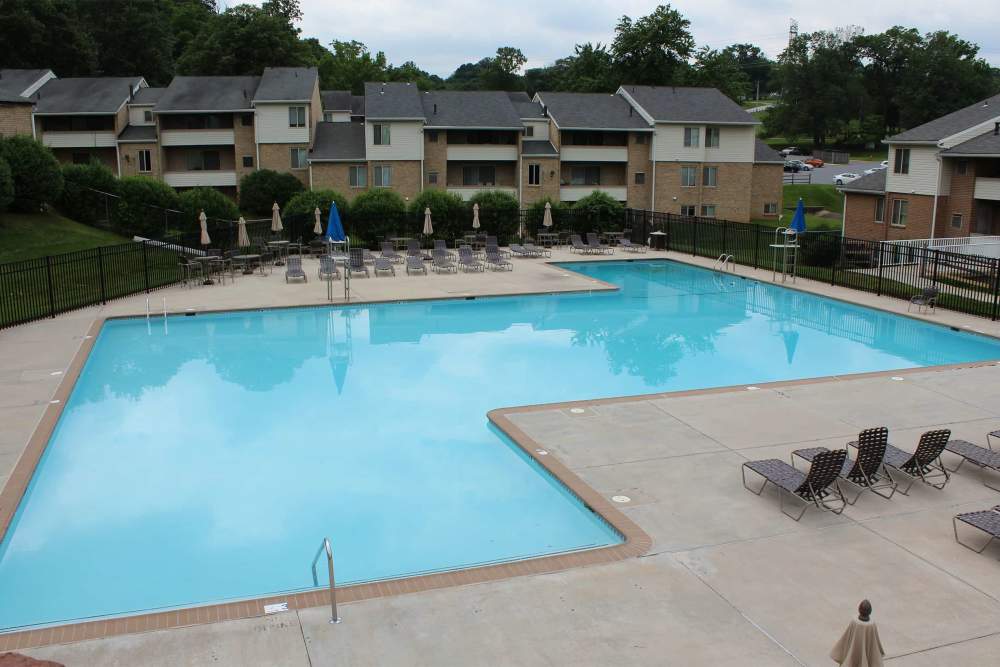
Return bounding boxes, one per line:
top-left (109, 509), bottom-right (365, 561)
top-left (2, 259), bottom-right (1000, 630)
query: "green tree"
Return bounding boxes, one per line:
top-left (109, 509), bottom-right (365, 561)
top-left (481, 47), bottom-right (527, 90)
top-left (178, 187), bottom-right (239, 222)
top-left (611, 5), bottom-right (695, 85)
top-left (112, 176), bottom-right (181, 237)
top-left (408, 189), bottom-right (466, 240)
top-left (723, 44), bottom-right (773, 99)
top-left (0, 136), bottom-right (64, 212)
top-left (349, 188), bottom-right (407, 246)
top-left (283, 189), bottom-right (349, 220)
top-left (79, 0), bottom-right (175, 84)
top-left (238, 169), bottom-right (304, 216)
top-left (690, 47), bottom-right (752, 101)
top-left (168, 0), bottom-right (218, 63)
top-left (537, 43), bottom-right (616, 93)
top-left (386, 61), bottom-right (445, 90)
top-left (316, 40), bottom-right (389, 93)
top-left (0, 158), bottom-right (13, 212)
top-left (0, 0), bottom-right (97, 76)
top-left (571, 191), bottom-right (625, 231)
top-left (58, 161), bottom-right (119, 225)
top-left (469, 190), bottom-right (520, 239)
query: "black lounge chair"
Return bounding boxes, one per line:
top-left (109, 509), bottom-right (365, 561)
top-left (944, 436), bottom-right (1000, 492)
top-left (883, 429), bottom-right (952, 494)
top-left (431, 250), bottom-right (457, 273)
top-left (347, 248), bottom-right (369, 278)
top-left (510, 244), bottom-right (533, 258)
top-left (373, 257), bottom-right (396, 276)
top-left (284, 256), bottom-right (307, 283)
top-left (619, 238), bottom-right (647, 253)
top-left (953, 506), bottom-right (1000, 555)
top-left (318, 255), bottom-right (340, 281)
top-left (524, 242), bottom-right (551, 258)
top-left (792, 427), bottom-right (897, 504)
top-left (570, 234), bottom-right (595, 254)
top-left (485, 249), bottom-right (513, 271)
top-left (433, 239), bottom-right (455, 259)
top-left (742, 449), bottom-right (848, 520)
top-left (586, 232), bottom-right (614, 254)
top-left (406, 256), bottom-right (427, 275)
top-left (380, 241), bottom-right (404, 264)
top-left (908, 287), bottom-right (939, 313)
top-left (458, 246), bottom-right (484, 272)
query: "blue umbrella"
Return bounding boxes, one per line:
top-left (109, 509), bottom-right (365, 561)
top-left (789, 197), bottom-right (807, 233)
top-left (325, 202), bottom-right (346, 242)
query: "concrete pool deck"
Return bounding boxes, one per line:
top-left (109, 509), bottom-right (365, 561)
top-left (1, 248), bottom-right (999, 664)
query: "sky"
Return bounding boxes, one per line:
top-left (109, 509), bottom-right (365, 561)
top-left (239, 1), bottom-right (1000, 75)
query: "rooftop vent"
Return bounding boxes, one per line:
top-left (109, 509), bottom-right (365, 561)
top-left (433, 103), bottom-right (437, 114)
top-left (995, 121), bottom-right (999, 136)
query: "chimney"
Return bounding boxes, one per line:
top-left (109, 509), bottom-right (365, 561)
top-left (242, 89), bottom-right (247, 100)
top-left (629, 106), bottom-right (633, 117)
top-left (433, 103), bottom-right (437, 114)
top-left (994, 121), bottom-right (999, 136)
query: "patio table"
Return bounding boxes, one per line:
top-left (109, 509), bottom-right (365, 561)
top-left (537, 232), bottom-right (559, 248)
top-left (601, 231), bottom-right (625, 245)
top-left (267, 240), bottom-right (290, 266)
top-left (232, 253), bottom-right (261, 275)
top-left (192, 255), bottom-right (223, 285)
top-left (390, 237), bottom-right (412, 251)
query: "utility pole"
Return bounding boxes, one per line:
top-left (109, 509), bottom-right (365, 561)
top-left (788, 18), bottom-right (799, 46)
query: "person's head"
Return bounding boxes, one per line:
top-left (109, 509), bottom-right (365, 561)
top-left (858, 599), bottom-right (872, 621)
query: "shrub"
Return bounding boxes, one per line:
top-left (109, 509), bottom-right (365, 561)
top-left (178, 187), bottom-right (240, 223)
top-left (58, 161), bottom-right (119, 225)
top-left (113, 176), bottom-right (181, 238)
top-left (407, 189), bottom-right (466, 240)
top-left (348, 188), bottom-right (408, 246)
top-left (468, 189), bottom-right (520, 240)
top-left (238, 169), bottom-right (304, 216)
top-left (0, 157), bottom-right (13, 212)
top-left (283, 189), bottom-right (349, 222)
top-left (524, 196), bottom-right (571, 236)
top-left (0, 136), bottom-right (64, 212)
top-left (571, 190), bottom-right (624, 232)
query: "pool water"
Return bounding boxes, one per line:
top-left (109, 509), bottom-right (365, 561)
top-left (2, 260), bottom-right (999, 630)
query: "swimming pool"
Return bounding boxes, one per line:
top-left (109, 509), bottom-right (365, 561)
top-left (2, 259), bottom-right (999, 630)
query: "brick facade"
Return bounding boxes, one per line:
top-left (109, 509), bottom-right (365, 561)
top-left (520, 156), bottom-right (559, 205)
top-left (843, 192), bottom-right (937, 241)
top-left (50, 147), bottom-right (117, 171)
top-left (626, 132), bottom-right (652, 209)
top-left (258, 142), bottom-right (310, 186)
top-left (233, 114), bottom-right (256, 186)
top-left (750, 164), bottom-right (783, 220)
top-left (370, 160), bottom-right (422, 202)
top-left (653, 161), bottom-right (754, 222)
top-left (940, 159), bottom-right (976, 236)
top-left (0, 103), bottom-right (33, 137)
top-left (423, 131), bottom-right (447, 190)
top-left (119, 142), bottom-right (159, 178)
top-left (310, 162), bottom-right (369, 201)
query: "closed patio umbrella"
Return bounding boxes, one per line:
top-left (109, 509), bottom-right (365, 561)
top-left (199, 210), bottom-right (210, 246)
top-left (422, 207), bottom-right (433, 235)
top-left (789, 197), bottom-right (807, 233)
top-left (271, 201), bottom-right (283, 233)
top-left (543, 201), bottom-right (553, 227)
top-left (237, 216), bottom-right (250, 248)
top-left (472, 203), bottom-right (480, 230)
top-left (313, 207), bottom-right (323, 235)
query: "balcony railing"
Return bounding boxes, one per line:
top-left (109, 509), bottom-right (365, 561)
top-left (160, 129), bottom-right (236, 146)
top-left (560, 146), bottom-right (628, 162)
top-left (974, 177), bottom-right (1000, 202)
top-left (446, 145), bottom-right (518, 161)
top-left (447, 186), bottom-right (517, 201)
top-left (163, 171), bottom-right (237, 188)
top-left (560, 185), bottom-right (628, 202)
top-left (41, 131), bottom-right (117, 148)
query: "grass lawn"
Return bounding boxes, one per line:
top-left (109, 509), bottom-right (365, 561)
top-left (751, 184), bottom-right (844, 232)
top-left (0, 210), bottom-right (127, 263)
top-left (850, 149), bottom-right (888, 162)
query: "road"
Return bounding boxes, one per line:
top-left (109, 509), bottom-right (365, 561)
top-left (790, 160), bottom-right (885, 185)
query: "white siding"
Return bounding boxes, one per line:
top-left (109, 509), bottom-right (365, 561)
top-left (160, 129), bottom-right (235, 146)
top-left (560, 185), bottom-right (627, 202)
top-left (128, 106), bottom-right (154, 126)
top-left (322, 111), bottom-right (351, 123)
top-left (885, 145), bottom-right (939, 196)
top-left (523, 120), bottom-right (548, 141)
top-left (163, 171), bottom-right (237, 187)
top-left (446, 145), bottom-right (518, 161)
top-left (974, 177), bottom-right (1000, 201)
top-left (560, 146), bottom-right (628, 162)
top-left (448, 186), bottom-right (517, 201)
top-left (256, 103), bottom-right (310, 144)
top-left (42, 131), bottom-right (116, 148)
top-left (366, 121), bottom-right (422, 160)
top-left (652, 124), bottom-right (754, 162)
top-left (941, 116), bottom-right (1000, 148)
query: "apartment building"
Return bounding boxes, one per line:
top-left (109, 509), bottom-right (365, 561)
top-left (0, 69), bottom-right (53, 137)
top-left (841, 92), bottom-right (1000, 241)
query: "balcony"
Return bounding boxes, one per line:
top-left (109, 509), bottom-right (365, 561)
top-left (42, 131), bottom-right (117, 148)
top-left (446, 145), bottom-right (518, 161)
top-left (560, 185), bottom-right (628, 202)
top-left (447, 186), bottom-right (518, 202)
top-left (163, 171), bottom-right (238, 188)
top-left (160, 129), bottom-right (236, 146)
top-left (560, 146), bottom-right (628, 162)
top-left (974, 177), bottom-right (1000, 201)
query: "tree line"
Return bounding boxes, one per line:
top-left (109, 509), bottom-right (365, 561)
top-left (2, 1), bottom-right (997, 146)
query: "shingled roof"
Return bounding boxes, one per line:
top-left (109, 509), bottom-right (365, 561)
top-left (535, 91), bottom-right (650, 130)
top-left (364, 82), bottom-right (423, 119)
top-left (155, 76), bottom-right (259, 112)
top-left (754, 139), bottom-right (784, 164)
top-left (254, 67), bottom-right (317, 102)
top-left (321, 90), bottom-right (352, 111)
top-left (939, 128), bottom-right (1000, 156)
top-left (619, 85), bottom-right (756, 124)
top-left (34, 77), bottom-right (143, 114)
top-left (310, 122), bottom-right (366, 161)
top-left (838, 169), bottom-right (886, 194)
top-left (421, 90), bottom-right (522, 128)
top-left (890, 94), bottom-right (1000, 143)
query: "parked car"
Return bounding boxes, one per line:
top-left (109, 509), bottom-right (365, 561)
top-left (834, 173), bottom-right (860, 185)
top-left (785, 159), bottom-right (812, 171)
top-left (864, 168), bottom-right (880, 175)
top-left (804, 157), bottom-right (825, 168)
top-left (781, 147), bottom-right (804, 156)
top-left (880, 160), bottom-right (889, 168)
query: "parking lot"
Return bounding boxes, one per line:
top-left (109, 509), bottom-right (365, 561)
top-left (787, 159), bottom-right (885, 185)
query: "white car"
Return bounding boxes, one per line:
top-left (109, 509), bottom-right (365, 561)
top-left (834, 173), bottom-right (860, 185)
top-left (880, 160), bottom-right (889, 168)
top-left (863, 168), bottom-right (879, 175)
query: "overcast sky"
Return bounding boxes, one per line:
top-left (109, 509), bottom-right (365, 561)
top-left (239, 1), bottom-right (999, 75)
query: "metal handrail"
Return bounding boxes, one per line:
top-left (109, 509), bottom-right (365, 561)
top-left (715, 253), bottom-right (735, 272)
top-left (311, 537), bottom-right (341, 624)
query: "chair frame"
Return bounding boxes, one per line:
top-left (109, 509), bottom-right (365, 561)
top-left (284, 255), bottom-right (308, 283)
top-left (318, 255), bottom-right (340, 281)
top-left (883, 429), bottom-right (952, 495)
top-left (742, 449), bottom-right (848, 521)
top-left (347, 248), bottom-right (370, 278)
top-left (908, 286), bottom-right (939, 313)
top-left (943, 437), bottom-right (1000, 492)
top-left (406, 256), bottom-right (427, 275)
top-left (373, 257), bottom-right (396, 276)
top-left (792, 427), bottom-right (897, 505)
top-left (953, 506), bottom-right (1000, 555)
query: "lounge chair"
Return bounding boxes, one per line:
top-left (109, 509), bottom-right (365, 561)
top-left (406, 256), bottom-right (427, 275)
top-left (347, 248), bottom-right (369, 278)
top-left (373, 257), bottom-right (396, 276)
top-left (882, 429), bottom-right (952, 494)
top-left (953, 505), bottom-right (1000, 555)
top-left (318, 255), bottom-right (340, 281)
top-left (284, 256), bottom-right (307, 283)
top-left (619, 238), bottom-right (647, 253)
top-left (406, 239), bottom-right (423, 258)
top-left (586, 233), bottom-right (614, 255)
top-left (742, 448), bottom-right (848, 520)
top-left (908, 287), bottom-right (939, 313)
top-left (485, 249), bottom-right (513, 271)
top-left (944, 436), bottom-right (1000, 491)
top-left (524, 243), bottom-right (551, 258)
top-left (570, 234), bottom-right (594, 254)
top-left (792, 427), bottom-right (897, 504)
top-left (431, 250), bottom-right (457, 273)
top-left (510, 244), bottom-right (533, 258)
top-left (380, 242), bottom-right (404, 264)
top-left (178, 257), bottom-right (203, 287)
top-left (485, 236), bottom-right (511, 259)
top-left (458, 246), bottom-right (484, 272)
top-left (433, 239), bottom-right (455, 259)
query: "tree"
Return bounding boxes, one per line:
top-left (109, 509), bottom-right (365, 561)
top-left (481, 47), bottom-right (527, 90)
top-left (722, 43), bottom-right (773, 99)
top-left (690, 47), bottom-right (751, 101)
top-left (178, 187), bottom-right (239, 222)
top-left (571, 191), bottom-right (624, 231)
top-left (537, 43), bottom-right (616, 93)
top-left (0, 136), bottom-right (64, 212)
top-left (283, 189), bottom-right (349, 220)
top-left (611, 5), bottom-right (695, 85)
top-left (854, 27), bottom-right (924, 136)
top-left (0, 0), bottom-right (97, 76)
top-left (0, 158), bottom-right (13, 212)
top-left (468, 190), bottom-right (519, 239)
top-left (316, 40), bottom-right (388, 93)
top-left (168, 0), bottom-right (218, 63)
top-left (408, 189), bottom-right (466, 240)
top-left (349, 188), bottom-right (407, 245)
top-left (58, 161), bottom-right (119, 225)
top-left (238, 169), bottom-right (304, 216)
top-left (79, 0), bottom-right (176, 84)
top-left (112, 176), bottom-right (180, 237)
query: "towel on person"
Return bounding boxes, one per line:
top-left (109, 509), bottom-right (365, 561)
top-left (830, 618), bottom-right (884, 667)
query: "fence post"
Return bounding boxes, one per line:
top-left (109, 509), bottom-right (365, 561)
top-left (831, 236), bottom-right (839, 286)
top-left (931, 250), bottom-right (939, 286)
top-left (991, 258), bottom-right (1000, 321)
top-left (722, 222), bottom-right (728, 255)
top-left (97, 246), bottom-right (107, 304)
top-left (876, 243), bottom-right (884, 296)
top-left (142, 240), bottom-right (151, 293)
top-left (753, 224), bottom-right (760, 269)
top-left (665, 214), bottom-right (672, 251)
top-left (45, 255), bottom-right (56, 319)
top-left (693, 219), bottom-right (698, 257)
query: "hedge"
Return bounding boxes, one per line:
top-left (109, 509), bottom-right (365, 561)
top-left (238, 169), bottom-right (304, 216)
top-left (0, 135), bottom-right (64, 212)
top-left (58, 161), bottom-right (119, 225)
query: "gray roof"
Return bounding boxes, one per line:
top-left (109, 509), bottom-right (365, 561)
top-left (117, 125), bottom-right (158, 142)
top-left (321, 90), bottom-right (352, 111)
top-left (939, 129), bottom-right (1000, 156)
top-left (131, 87), bottom-right (165, 105)
top-left (890, 93), bottom-right (1000, 143)
top-left (155, 76), bottom-right (259, 112)
top-left (513, 100), bottom-right (545, 119)
top-left (421, 90), bottom-right (522, 128)
top-left (34, 77), bottom-right (142, 114)
top-left (620, 85), bottom-right (756, 124)
top-left (0, 68), bottom-right (51, 100)
top-left (364, 82), bottom-right (423, 119)
top-left (536, 91), bottom-right (650, 130)
top-left (521, 140), bottom-right (558, 156)
top-left (310, 122), bottom-right (366, 161)
top-left (254, 67), bottom-right (317, 102)
top-left (350, 95), bottom-right (364, 116)
top-left (838, 169), bottom-right (886, 194)
top-left (754, 139), bottom-right (784, 163)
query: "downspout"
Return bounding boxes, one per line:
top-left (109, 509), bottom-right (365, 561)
top-left (929, 154), bottom-right (942, 242)
top-left (650, 130), bottom-right (656, 212)
top-left (841, 192), bottom-right (847, 238)
top-left (115, 143), bottom-right (122, 178)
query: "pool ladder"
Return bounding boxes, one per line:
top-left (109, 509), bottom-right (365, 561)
top-left (715, 254), bottom-right (736, 273)
top-left (311, 537), bottom-right (341, 624)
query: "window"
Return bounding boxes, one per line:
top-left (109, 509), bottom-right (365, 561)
top-left (951, 213), bottom-right (963, 229)
top-left (373, 123), bottom-right (390, 145)
top-left (764, 202), bottom-right (778, 215)
top-left (290, 148), bottom-right (306, 169)
top-left (705, 127), bottom-right (720, 148)
top-left (680, 204), bottom-right (696, 217)
top-left (683, 127), bottom-right (700, 148)
top-left (874, 197), bottom-right (885, 223)
top-left (569, 166), bottom-right (600, 185)
top-left (891, 199), bottom-right (908, 227)
top-left (702, 166), bottom-right (718, 187)
top-left (957, 160), bottom-right (968, 176)
top-left (323, 112), bottom-right (334, 122)
top-left (427, 130), bottom-right (438, 142)
top-left (288, 106), bottom-right (306, 128)
top-left (634, 172), bottom-right (646, 185)
top-left (242, 156), bottom-right (254, 168)
top-left (528, 163), bottom-right (540, 186)
top-left (427, 171), bottom-right (438, 185)
top-left (893, 148), bottom-right (910, 174)
top-left (186, 150), bottom-right (220, 171)
top-left (523, 126), bottom-right (534, 137)
top-left (635, 134), bottom-right (646, 145)
top-left (463, 165), bottom-right (496, 186)
top-left (143, 109), bottom-right (152, 123)
top-left (680, 166), bottom-right (697, 187)
top-left (349, 165), bottom-right (367, 188)
top-left (72, 152), bottom-right (89, 165)
top-left (137, 149), bottom-right (151, 173)
top-left (241, 113), bottom-right (253, 126)
top-left (701, 205), bottom-right (717, 218)
top-left (373, 165), bottom-right (392, 187)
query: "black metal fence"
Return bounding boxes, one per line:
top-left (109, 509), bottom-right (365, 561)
top-left (624, 209), bottom-right (1000, 320)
